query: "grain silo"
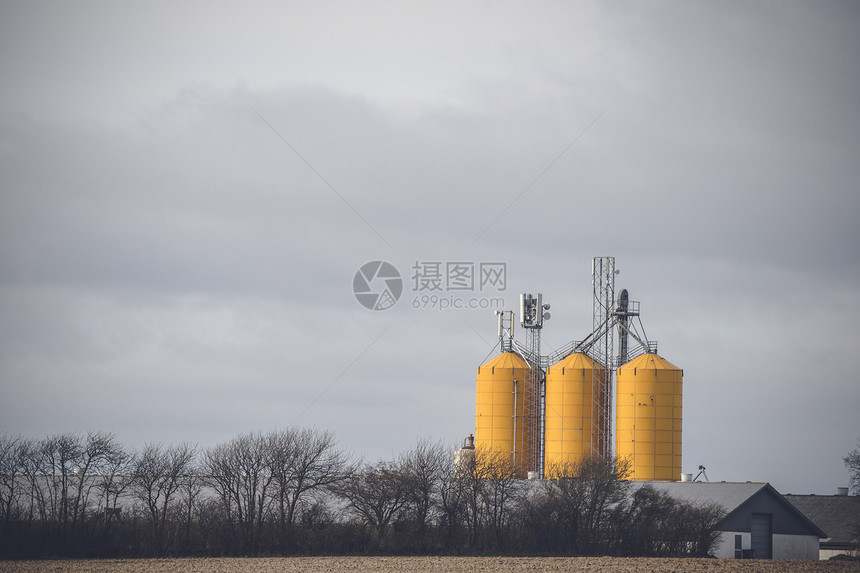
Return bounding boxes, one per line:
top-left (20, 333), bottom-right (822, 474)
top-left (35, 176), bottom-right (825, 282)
top-left (544, 352), bottom-right (606, 476)
top-left (475, 351), bottom-right (530, 476)
top-left (615, 353), bottom-right (683, 481)
top-left (470, 257), bottom-right (683, 482)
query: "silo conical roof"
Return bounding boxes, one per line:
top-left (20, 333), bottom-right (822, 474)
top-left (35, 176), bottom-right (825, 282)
top-left (618, 353), bottom-right (680, 372)
top-left (479, 351), bottom-right (530, 370)
top-left (549, 352), bottom-right (603, 371)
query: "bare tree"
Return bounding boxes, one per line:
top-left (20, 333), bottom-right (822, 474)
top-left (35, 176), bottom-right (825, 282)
top-left (435, 443), bottom-right (467, 549)
top-left (266, 428), bottom-right (351, 551)
top-left (535, 456), bottom-right (631, 554)
top-left (399, 438), bottom-right (446, 547)
top-left (459, 445), bottom-right (521, 550)
top-left (132, 442), bottom-right (196, 555)
top-left (202, 433), bottom-right (274, 555)
top-left (460, 445), bottom-right (484, 544)
top-left (0, 435), bottom-right (29, 533)
top-left (4, 430), bottom-right (734, 557)
top-left (610, 483), bottom-right (725, 557)
top-left (577, 456), bottom-right (630, 553)
top-left (336, 459), bottom-right (410, 550)
top-left (677, 500), bottom-right (725, 557)
top-left (614, 484), bottom-right (676, 555)
top-left (67, 432), bottom-right (126, 537)
top-left (93, 441), bottom-right (135, 527)
top-left (18, 433), bottom-right (84, 551)
top-left (17, 438), bottom-right (42, 526)
top-left (177, 465), bottom-right (204, 553)
top-left (478, 447), bottom-right (521, 549)
top-left (845, 438), bottom-right (860, 495)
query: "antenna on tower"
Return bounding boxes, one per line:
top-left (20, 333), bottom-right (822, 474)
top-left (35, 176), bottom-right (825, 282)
top-left (516, 292), bottom-right (550, 478)
top-left (496, 310), bottom-right (515, 352)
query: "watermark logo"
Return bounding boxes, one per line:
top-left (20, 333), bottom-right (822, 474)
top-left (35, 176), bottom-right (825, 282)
top-left (354, 260), bottom-right (507, 311)
top-left (411, 261), bottom-right (507, 292)
top-left (353, 261), bottom-right (403, 311)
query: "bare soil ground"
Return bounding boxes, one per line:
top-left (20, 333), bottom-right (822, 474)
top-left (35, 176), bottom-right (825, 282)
top-left (1, 557), bottom-right (859, 573)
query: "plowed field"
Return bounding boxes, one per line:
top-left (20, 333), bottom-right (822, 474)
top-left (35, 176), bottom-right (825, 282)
top-left (2, 557), bottom-right (859, 572)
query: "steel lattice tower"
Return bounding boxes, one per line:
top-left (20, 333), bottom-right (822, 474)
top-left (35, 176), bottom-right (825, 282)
top-left (591, 256), bottom-right (615, 458)
top-left (518, 293), bottom-right (548, 477)
top-left (524, 327), bottom-right (541, 475)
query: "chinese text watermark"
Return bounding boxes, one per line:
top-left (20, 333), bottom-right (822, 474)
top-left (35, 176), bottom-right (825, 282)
top-left (353, 260), bottom-right (507, 311)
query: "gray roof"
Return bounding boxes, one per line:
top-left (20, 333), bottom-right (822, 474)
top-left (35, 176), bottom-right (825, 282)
top-left (626, 481), bottom-right (768, 512)
top-left (626, 481), bottom-right (827, 538)
top-left (784, 494), bottom-right (860, 545)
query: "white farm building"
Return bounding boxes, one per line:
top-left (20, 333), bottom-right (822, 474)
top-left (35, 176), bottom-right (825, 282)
top-left (629, 481), bottom-right (826, 560)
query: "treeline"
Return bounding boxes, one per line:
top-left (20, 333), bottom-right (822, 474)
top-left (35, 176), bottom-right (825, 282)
top-left (0, 430), bottom-right (724, 558)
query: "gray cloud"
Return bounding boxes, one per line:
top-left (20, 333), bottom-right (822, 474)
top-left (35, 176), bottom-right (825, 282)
top-left (1, 0), bottom-right (858, 494)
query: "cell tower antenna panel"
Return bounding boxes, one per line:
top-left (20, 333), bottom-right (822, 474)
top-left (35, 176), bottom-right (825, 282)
top-left (520, 293), bottom-right (546, 329)
top-left (497, 310), bottom-right (515, 353)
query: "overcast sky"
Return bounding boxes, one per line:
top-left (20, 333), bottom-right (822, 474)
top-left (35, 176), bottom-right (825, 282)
top-left (1, 1), bottom-right (858, 495)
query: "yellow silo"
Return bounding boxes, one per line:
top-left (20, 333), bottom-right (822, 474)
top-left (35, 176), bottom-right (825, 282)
top-left (475, 352), bottom-right (530, 476)
top-left (544, 353), bottom-right (606, 476)
top-left (615, 353), bottom-right (682, 481)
